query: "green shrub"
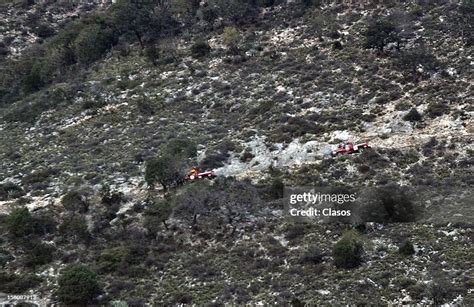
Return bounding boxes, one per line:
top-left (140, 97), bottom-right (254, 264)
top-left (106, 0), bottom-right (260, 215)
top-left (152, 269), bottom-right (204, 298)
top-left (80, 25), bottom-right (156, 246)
top-left (82, 97), bottom-right (107, 110)
top-left (267, 178), bottom-right (284, 200)
top-left (111, 0), bottom-right (177, 49)
top-left (239, 148), bottom-right (254, 162)
top-left (428, 273), bottom-right (456, 305)
top-left (279, 116), bottom-right (322, 139)
top-left (144, 197), bottom-right (173, 232)
top-left (6, 208), bottom-right (35, 238)
top-left (200, 151), bottom-right (229, 169)
top-left (97, 246), bottom-right (130, 274)
top-left (398, 240), bottom-right (415, 256)
top-left (191, 38), bottom-right (211, 58)
top-left (0, 182), bottom-right (25, 201)
top-left (73, 23), bottom-right (116, 64)
top-left (395, 101), bottom-right (411, 111)
top-left (332, 230), bottom-right (364, 269)
top-left (358, 164), bottom-right (371, 173)
top-left (223, 26), bottom-right (240, 54)
top-left (406, 283), bottom-right (425, 300)
top-left (5, 85), bottom-right (75, 123)
top-left (22, 62), bottom-right (45, 93)
top-left (284, 223), bottom-right (306, 240)
top-left (365, 18), bottom-right (400, 52)
top-left (144, 44), bottom-right (161, 65)
top-left (206, 0), bottom-right (258, 25)
top-left (0, 249), bottom-right (13, 268)
top-left (100, 185), bottom-right (125, 206)
top-left (163, 139), bottom-right (197, 158)
top-left (57, 265), bottom-right (100, 305)
top-left (33, 212), bottom-right (57, 235)
top-left (426, 102), bottom-right (450, 118)
top-left (62, 190), bottom-right (88, 213)
top-left (359, 184), bottom-right (416, 223)
top-left (136, 97), bottom-right (157, 116)
top-left (253, 100), bottom-right (275, 114)
top-left (212, 179), bottom-right (259, 230)
top-left (21, 168), bottom-right (57, 186)
top-left (97, 245), bottom-right (147, 275)
top-left (300, 244), bottom-right (324, 264)
top-left (58, 216), bottom-right (89, 241)
top-left (403, 108), bottom-right (422, 122)
top-left (172, 182), bottom-right (215, 226)
top-left (24, 242), bottom-right (55, 268)
top-left (47, 21), bottom-right (83, 66)
top-left (458, 0), bottom-right (474, 46)
top-left (145, 154), bottom-right (186, 189)
top-left (0, 272), bottom-right (42, 294)
top-left (172, 0), bottom-right (201, 17)
top-left (393, 276), bottom-right (417, 288)
top-left (0, 42), bottom-right (8, 56)
top-left (396, 46), bottom-right (440, 76)
top-left (117, 78), bottom-right (141, 91)
top-left (33, 23), bottom-right (55, 38)
top-left (302, 0), bottom-right (322, 6)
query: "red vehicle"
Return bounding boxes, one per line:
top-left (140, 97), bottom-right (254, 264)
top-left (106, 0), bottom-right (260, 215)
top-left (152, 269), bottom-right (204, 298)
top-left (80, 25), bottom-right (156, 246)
top-left (184, 167), bottom-right (216, 181)
top-left (331, 141), bottom-right (370, 156)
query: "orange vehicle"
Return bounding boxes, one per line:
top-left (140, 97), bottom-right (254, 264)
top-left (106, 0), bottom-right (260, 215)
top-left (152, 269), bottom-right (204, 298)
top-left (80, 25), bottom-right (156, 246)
top-left (184, 167), bottom-right (216, 181)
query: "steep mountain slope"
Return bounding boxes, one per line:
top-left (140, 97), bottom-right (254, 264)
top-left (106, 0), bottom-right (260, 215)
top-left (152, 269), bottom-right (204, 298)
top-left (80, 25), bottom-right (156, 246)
top-left (0, 0), bottom-right (472, 305)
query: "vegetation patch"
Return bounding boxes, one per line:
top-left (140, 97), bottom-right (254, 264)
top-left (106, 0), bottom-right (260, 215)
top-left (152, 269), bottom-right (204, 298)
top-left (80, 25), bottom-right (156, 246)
top-left (332, 230), bottom-right (364, 269)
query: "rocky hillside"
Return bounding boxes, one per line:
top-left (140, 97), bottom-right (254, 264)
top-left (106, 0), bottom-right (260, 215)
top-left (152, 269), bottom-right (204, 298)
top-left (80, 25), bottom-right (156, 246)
top-left (0, 0), bottom-right (472, 305)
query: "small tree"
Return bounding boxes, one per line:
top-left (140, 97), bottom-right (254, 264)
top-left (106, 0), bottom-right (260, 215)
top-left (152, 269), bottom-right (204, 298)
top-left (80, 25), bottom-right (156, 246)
top-left (145, 154), bottom-right (186, 190)
top-left (144, 197), bottom-right (173, 232)
top-left (24, 242), bottom-right (55, 268)
top-left (145, 139), bottom-right (195, 189)
top-left (22, 62), bottom-right (45, 93)
top-left (100, 184), bottom-right (124, 206)
top-left (300, 244), bottom-right (324, 264)
top-left (33, 23), bottom-right (55, 38)
top-left (73, 24), bottom-right (115, 64)
top-left (0, 182), bottom-right (25, 201)
top-left (62, 190), bottom-right (88, 213)
top-left (58, 216), bottom-right (90, 242)
top-left (57, 265), bottom-right (100, 305)
top-left (144, 44), bottom-right (161, 66)
top-left (111, 0), bottom-right (156, 49)
top-left (333, 230), bottom-right (364, 269)
top-left (358, 184), bottom-right (416, 223)
top-left (396, 46), bottom-right (440, 77)
top-left (0, 273), bottom-right (42, 294)
top-left (403, 108), bottom-right (422, 122)
top-left (223, 27), bottom-right (240, 54)
top-left (365, 18), bottom-right (400, 53)
top-left (96, 245), bottom-right (147, 276)
top-left (398, 240), bottom-right (415, 256)
top-left (111, 0), bottom-right (178, 49)
top-left (173, 182), bottom-right (215, 226)
top-left (6, 208), bottom-right (35, 238)
top-left (215, 180), bottom-right (259, 234)
top-left (191, 38), bottom-right (211, 58)
top-left (268, 178), bottom-right (284, 200)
